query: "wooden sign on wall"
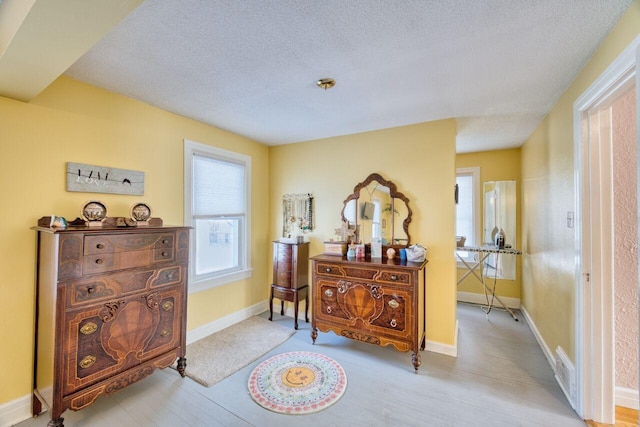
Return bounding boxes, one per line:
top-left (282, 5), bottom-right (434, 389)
top-left (66, 162), bottom-right (145, 195)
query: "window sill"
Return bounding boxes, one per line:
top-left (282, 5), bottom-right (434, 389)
top-left (188, 268), bottom-right (253, 294)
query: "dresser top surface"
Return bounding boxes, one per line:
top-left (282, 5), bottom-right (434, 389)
top-left (310, 254), bottom-right (426, 270)
top-left (34, 225), bottom-right (190, 234)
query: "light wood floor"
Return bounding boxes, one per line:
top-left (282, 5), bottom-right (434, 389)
top-left (586, 407), bottom-right (639, 427)
top-left (16, 303), bottom-right (587, 426)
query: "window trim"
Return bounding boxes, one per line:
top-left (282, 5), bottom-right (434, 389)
top-left (455, 167), bottom-right (481, 266)
top-left (184, 139), bottom-right (252, 293)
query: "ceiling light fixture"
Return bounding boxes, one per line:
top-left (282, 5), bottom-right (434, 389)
top-left (316, 78), bottom-right (336, 90)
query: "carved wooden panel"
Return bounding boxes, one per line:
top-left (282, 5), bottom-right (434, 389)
top-left (64, 286), bottom-right (183, 395)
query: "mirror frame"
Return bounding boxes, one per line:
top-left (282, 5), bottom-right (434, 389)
top-left (340, 173), bottom-right (412, 247)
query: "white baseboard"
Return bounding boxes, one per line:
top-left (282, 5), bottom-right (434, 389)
top-left (616, 386), bottom-right (639, 410)
top-left (457, 291), bottom-right (520, 309)
top-left (521, 305), bottom-right (576, 410)
top-left (0, 394), bottom-right (32, 427)
top-left (186, 299), bottom-right (268, 344)
top-left (426, 320), bottom-right (459, 357)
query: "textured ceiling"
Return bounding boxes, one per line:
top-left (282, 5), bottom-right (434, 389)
top-left (64, 0), bottom-right (633, 152)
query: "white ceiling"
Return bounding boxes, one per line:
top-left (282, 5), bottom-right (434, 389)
top-left (58, 1), bottom-right (633, 152)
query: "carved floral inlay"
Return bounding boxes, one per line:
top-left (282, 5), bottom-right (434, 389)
top-left (341, 330), bottom-right (380, 345)
top-left (101, 299), bottom-right (160, 362)
top-left (144, 292), bottom-right (161, 309)
top-left (100, 300), bottom-right (125, 322)
top-left (104, 366), bottom-right (154, 394)
top-left (336, 280), bottom-right (384, 322)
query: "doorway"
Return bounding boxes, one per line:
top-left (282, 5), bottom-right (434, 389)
top-left (574, 36), bottom-right (640, 424)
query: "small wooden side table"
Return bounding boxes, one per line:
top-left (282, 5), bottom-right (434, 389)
top-left (269, 284), bottom-right (309, 330)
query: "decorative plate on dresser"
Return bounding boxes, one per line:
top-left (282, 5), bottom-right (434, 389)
top-left (32, 220), bottom-right (190, 427)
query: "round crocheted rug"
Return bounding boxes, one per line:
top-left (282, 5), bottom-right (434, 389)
top-left (248, 351), bottom-right (347, 414)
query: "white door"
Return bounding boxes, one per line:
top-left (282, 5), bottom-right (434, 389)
top-left (574, 36), bottom-right (640, 424)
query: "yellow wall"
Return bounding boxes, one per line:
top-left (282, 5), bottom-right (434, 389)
top-left (520, 2), bottom-right (640, 362)
top-left (269, 120), bottom-right (458, 346)
top-left (0, 76), bottom-right (270, 404)
top-left (456, 148), bottom-right (522, 299)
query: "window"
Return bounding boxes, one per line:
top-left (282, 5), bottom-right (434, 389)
top-left (184, 139), bottom-right (252, 292)
top-left (455, 167), bottom-right (480, 264)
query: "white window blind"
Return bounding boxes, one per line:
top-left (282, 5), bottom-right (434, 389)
top-left (193, 155), bottom-right (244, 216)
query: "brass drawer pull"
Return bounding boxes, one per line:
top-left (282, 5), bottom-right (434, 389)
top-left (388, 299), bottom-right (399, 309)
top-left (162, 301), bottom-right (174, 311)
top-left (325, 289), bottom-right (333, 298)
top-left (95, 259), bottom-right (103, 264)
top-left (160, 329), bottom-right (172, 337)
top-left (162, 251), bottom-right (168, 257)
top-left (162, 239), bottom-right (169, 244)
top-left (325, 267), bottom-right (332, 273)
top-left (79, 355), bottom-right (96, 369)
top-left (326, 306), bottom-right (332, 314)
top-left (390, 274), bottom-right (398, 280)
top-left (96, 243), bottom-right (104, 249)
top-left (80, 322), bottom-right (97, 335)
top-left (87, 286), bottom-right (95, 294)
top-left (390, 319), bottom-right (397, 328)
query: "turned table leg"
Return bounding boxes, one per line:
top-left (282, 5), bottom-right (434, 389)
top-left (411, 352), bottom-right (421, 373)
top-left (47, 417), bottom-right (64, 427)
top-left (177, 357), bottom-right (187, 377)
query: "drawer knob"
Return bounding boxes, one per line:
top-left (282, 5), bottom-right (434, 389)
top-left (160, 328), bottom-right (172, 337)
top-left (388, 299), bottom-right (399, 309)
top-left (162, 251), bottom-right (168, 257)
top-left (162, 301), bottom-right (174, 311)
top-left (390, 274), bottom-right (398, 280)
top-left (96, 243), bottom-right (104, 249)
top-left (80, 322), bottom-right (98, 335)
top-left (87, 286), bottom-right (95, 294)
top-left (390, 319), bottom-right (397, 328)
top-left (325, 267), bottom-right (332, 273)
top-left (325, 289), bottom-right (334, 298)
top-left (95, 259), bottom-right (103, 264)
top-left (162, 239), bottom-right (169, 244)
top-left (79, 355), bottom-right (96, 369)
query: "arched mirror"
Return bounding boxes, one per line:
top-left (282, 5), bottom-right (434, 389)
top-left (341, 173), bottom-right (412, 247)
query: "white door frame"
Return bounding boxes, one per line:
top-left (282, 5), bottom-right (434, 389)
top-left (573, 35), bottom-right (640, 423)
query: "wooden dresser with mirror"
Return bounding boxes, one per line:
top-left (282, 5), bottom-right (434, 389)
top-left (311, 173), bottom-right (427, 372)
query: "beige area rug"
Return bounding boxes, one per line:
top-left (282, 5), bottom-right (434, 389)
top-left (178, 316), bottom-right (295, 387)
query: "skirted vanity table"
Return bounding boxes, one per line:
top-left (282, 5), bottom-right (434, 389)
top-left (310, 173), bottom-right (427, 372)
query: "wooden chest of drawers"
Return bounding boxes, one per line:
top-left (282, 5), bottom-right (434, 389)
top-left (310, 254), bottom-right (426, 371)
top-left (33, 226), bottom-right (190, 427)
top-left (269, 241), bottom-right (309, 329)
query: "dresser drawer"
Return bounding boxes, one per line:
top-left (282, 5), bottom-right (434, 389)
top-left (66, 265), bottom-right (184, 308)
top-left (84, 233), bottom-right (174, 255)
top-left (83, 248), bottom-right (174, 274)
top-left (316, 262), bottom-right (410, 285)
top-left (315, 263), bottom-right (345, 278)
top-left (63, 285), bottom-right (184, 396)
top-left (317, 279), bottom-right (410, 338)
